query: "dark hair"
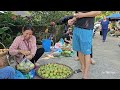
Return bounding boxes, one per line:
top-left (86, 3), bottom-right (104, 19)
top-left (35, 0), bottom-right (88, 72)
top-left (22, 24), bottom-right (34, 32)
top-left (64, 30), bottom-right (67, 33)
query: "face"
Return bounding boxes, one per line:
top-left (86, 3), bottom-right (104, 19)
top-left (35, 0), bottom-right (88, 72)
top-left (22, 30), bottom-right (33, 40)
top-left (103, 16), bottom-right (106, 20)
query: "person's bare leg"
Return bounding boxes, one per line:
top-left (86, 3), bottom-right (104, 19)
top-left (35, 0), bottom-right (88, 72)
top-left (75, 51), bottom-right (79, 60)
top-left (78, 52), bottom-right (85, 73)
top-left (83, 54), bottom-right (91, 79)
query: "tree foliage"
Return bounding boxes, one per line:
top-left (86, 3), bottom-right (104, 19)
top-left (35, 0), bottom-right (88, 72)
top-left (30, 11), bottom-right (73, 26)
top-left (0, 11), bottom-right (120, 47)
top-left (95, 11), bottom-right (120, 21)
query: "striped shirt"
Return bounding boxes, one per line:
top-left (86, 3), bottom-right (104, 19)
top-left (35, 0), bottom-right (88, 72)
top-left (9, 35), bottom-right (37, 62)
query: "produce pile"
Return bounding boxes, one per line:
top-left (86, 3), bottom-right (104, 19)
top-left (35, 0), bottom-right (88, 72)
top-left (36, 63), bottom-right (73, 79)
top-left (17, 58), bottom-right (34, 74)
top-left (51, 44), bottom-right (74, 57)
top-left (61, 50), bottom-right (73, 57)
top-left (61, 44), bottom-right (72, 51)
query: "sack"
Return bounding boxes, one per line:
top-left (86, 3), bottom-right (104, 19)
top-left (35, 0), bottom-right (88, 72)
top-left (17, 58), bottom-right (34, 74)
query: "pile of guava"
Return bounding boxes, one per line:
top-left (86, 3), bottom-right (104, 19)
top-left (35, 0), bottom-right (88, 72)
top-left (37, 63), bottom-right (73, 79)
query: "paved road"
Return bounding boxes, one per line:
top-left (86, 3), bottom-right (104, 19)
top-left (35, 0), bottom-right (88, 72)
top-left (36, 31), bottom-right (120, 79)
top-left (90, 32), bottom-right (120, 79)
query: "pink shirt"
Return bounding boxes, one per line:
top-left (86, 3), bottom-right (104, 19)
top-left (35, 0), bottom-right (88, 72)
top-left (9, 35), bottom-right (37, 62)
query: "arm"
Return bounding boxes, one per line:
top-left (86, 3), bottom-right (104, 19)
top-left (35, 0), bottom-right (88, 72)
top-left (68, 11), bottom-right (101, 26)
top-left (64, 38), bottom-right (71, 43)
top-left (75, 11), bottom-right (101, 18)
top-left (9, 37), bottom-right (20, 56)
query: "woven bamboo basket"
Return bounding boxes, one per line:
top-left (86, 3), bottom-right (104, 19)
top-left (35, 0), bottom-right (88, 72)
top-left (0, 42), bottom-right (10, 67)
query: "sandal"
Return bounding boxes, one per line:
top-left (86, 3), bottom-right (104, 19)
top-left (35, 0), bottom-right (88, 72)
top-left (74, 69), bottom-right (82, 74)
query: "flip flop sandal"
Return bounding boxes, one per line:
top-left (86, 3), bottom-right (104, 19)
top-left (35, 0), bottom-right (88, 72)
top-left (74, 69), bottom-right (82, 74)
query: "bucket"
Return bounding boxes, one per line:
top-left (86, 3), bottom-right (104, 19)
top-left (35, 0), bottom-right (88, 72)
top-left (42, 39), bottom-right (51, 52)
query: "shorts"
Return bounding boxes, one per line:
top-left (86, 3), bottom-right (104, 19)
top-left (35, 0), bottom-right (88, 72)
top-left (72, 27), bottom-right (93, 55)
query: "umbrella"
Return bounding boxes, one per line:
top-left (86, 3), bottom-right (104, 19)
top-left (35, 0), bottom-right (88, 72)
top-left (57, 15), bottom-right (73, 25)
top-left (107, 13), bottom-right (120, 21)
top-left (11, 11), bottom-right (31, 17)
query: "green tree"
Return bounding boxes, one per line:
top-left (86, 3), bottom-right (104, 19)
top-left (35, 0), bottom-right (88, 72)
top-left (95, 11), bottom-right (119, 22)
top-left (31, 11), bottom-right (73, 26)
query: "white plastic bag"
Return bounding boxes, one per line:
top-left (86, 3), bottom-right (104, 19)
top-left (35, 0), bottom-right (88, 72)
top-left (55, 42), bottom-right (62, 49)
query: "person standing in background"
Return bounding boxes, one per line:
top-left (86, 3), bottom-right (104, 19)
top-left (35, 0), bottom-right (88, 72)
top-left (101, 16), bottom-right (109, 42)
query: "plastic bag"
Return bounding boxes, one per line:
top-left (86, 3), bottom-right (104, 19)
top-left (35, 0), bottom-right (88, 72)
top-left (59, 38), bottom-right (64, 45)
top-left (17, 58), bottom-right (35, 74)
top-left (61, 50), bottom-right (74, 57)
top-left (55, 42), bottom-right (62, 49)
top-left (23, 69), bottom-right (35, 79)
top-left (13, 70), bottom-right (25, 79)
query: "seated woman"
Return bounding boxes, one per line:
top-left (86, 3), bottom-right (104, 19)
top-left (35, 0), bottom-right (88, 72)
top-left (9, 25), bottom-right (45, 67)
top-left (63, 30), bottom-right (72, 45)
top-left (0, 57), bottom-right (16, 79)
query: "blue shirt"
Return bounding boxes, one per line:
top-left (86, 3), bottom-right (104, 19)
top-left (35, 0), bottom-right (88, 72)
top-left (101, 20), bottom-right (109, 30)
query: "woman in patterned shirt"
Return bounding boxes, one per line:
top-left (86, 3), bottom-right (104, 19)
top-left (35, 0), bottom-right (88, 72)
top-left (9, 25), bottom-right (44, 67)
